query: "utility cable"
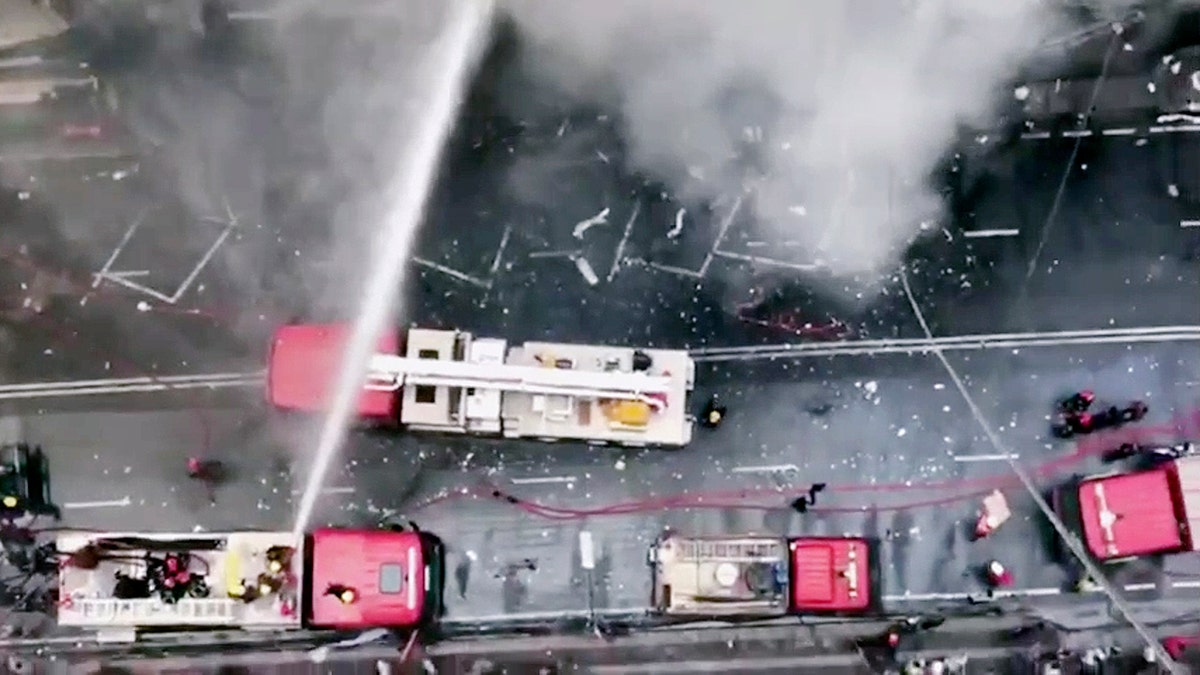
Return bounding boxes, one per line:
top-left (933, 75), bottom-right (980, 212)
top-left (898, 266), bottom-right (1182, 673)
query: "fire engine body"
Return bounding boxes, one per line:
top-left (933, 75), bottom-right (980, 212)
top-left (1055, 455), bottom-right (1200, 561)
top-left (55, 528), bottom-right (444, 640)
top-left (649, 534), bottom-right (877, 617)
top-left (268, 324), bottom-right (696, 447)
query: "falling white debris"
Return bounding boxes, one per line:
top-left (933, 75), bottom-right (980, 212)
top-left (863, 381), bottom-right (878, 395)
top-left (16, 191), bottom-right (29, 201)
top-left (787, 205), bottom-right (807, 217)
top-left (1013, 85), bottom-right (1030, 101)
top-left (579, 531), bottom-right (596, 570)
top-left (667, 208), bottom-right (686, 239)
top-left (573, 255), bottom-right (600, 286)
top-left (466, 550), bottom-right (478, 562)
top-left (1169, 184), bottom-right (1180, 198)
top-left (897, 428), bottom-right (907, 437)
top-left (112, 170), bottom-right (129, 181)
top-left (572, 207), bottom-right (610, 239)
top-left (614, 458), bottom-right (626, 471)
top-left (136, 301), bottom-right (151, 312)
top-left (1123, 43), bottom-right (1133, 52)
top-left (933, 383), bottom-right (945, 390)
top-left (1147, 82), bottom-right (1156, 93)
top-left (377, 660), bottom-right (392, 675)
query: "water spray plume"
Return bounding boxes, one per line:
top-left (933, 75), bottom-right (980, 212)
top-left (292, 0), bottom-right (496, 538)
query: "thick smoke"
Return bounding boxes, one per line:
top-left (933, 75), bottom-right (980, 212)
top-left (498, 0), bottom-right (1124, 279)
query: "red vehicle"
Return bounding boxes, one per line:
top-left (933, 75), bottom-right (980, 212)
top-left (1054, 455), bottom-right (1200, 561)
top-left (55, 527), bottom-right (445, 636)
top-left (267, 323), bottom-right (697, 447)
top-left (649, 534), bottom-right (877, 617)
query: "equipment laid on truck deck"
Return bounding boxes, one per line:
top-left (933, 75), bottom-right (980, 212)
top-left (268, 325), bottom-right (696, 447)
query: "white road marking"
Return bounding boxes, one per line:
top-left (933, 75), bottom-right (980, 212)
top-left (953, 454), bottom-right (1020, 463)
top-left (640, 260), bottom-right (704, 279)
top-left (1171, 580), bottom-right (1200, 589)
top-left (1123, 582), bottom-right (1157, 592)
top-left (1101, 128), bottom-right (1138, 136)
top-left (731, 464), bottom-right (799, 474)
top-left (697, 193), bottom-right (745, 278)
top-left (712, 250), bottom-right (822, 272)
top-left (1181, 220), bottom-right (1200, 228)
top-left (62, 497), bottom-right (131, 510)
top-left (94, 204), bottom-right (238, 305)
top-left (527, 249), bottom-right (581, 259)
top-left (410, 256), bottom-right (490, 289)
top-left (0, 372), bottom-right (263, 393)
top-left (0, 376), bottom-right (262, 401)
top-left (883, 587), bottom-right (1061, 602)
top-left (488, 225), bottom-right (511, 276)
top-left (1021, 131), bottom-right (1052, 140)
top-left (1062, 129), bottom-right (1093, 138)
top-left (693, 324), bottom-right (1200, 361)
top-left (510, 475), bottom-right (576, 485)
top-left (963, 228), bottom-right (1020, 238)
top-left (608, 201), bottom-right (640, 282)
top-left (291, 486), bottom-right (355, 496)
top-left (1023, 124), bottom-right (1200, 140)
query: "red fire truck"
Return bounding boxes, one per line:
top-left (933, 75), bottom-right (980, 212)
top-left (648, 534), bottom-right (877, 617)
top-left (1054, 456), bottom-right (1200, 561)
top-left (55, 527), bottom-right (445, 641)
top-left (267, 323), bottom-right (697, 447)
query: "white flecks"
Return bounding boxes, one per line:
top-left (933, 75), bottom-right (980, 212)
top-left (1147, 81), bottom-right (1157, 94)
top-left (1013, 85), bottom-right (1030, 101)
top-left (466, 550), bottom-right (478, 562)
top-left (136, 301), bottom-right (151, 312)
top-left (16, 191), bottom-right (30, 201)
top-left (112, 170), bottom-right (129, 181)
top-left (1172, 60), bottom-right (1184, 75)
top-left (1123, 42), bottom-right (1133, 52)
top-left (1168, 183), bottom-right (1180, 198)
top-left (933, 383), bottom-right (945, 390)
top-left (667, 208), bottom-right (686, 239)
top-left (897, 427), bottom-right (907, 438)
top-left (942, 405), bottom-right (951, 412)
top-left (788, 205), bottom-right (807, 217)
top-left (572, 207), bottom-right (610, 239)
top-left (614, 458), bottom-right (626, 471)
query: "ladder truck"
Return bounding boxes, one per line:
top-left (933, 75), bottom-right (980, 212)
top-left (268, 324), bottom-right (697, 447)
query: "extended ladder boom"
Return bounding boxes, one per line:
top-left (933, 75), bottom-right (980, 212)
top-left (366, 354), bottom-right (673, 401)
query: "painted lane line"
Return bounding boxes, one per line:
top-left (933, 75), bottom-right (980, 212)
top-left (410, 256), bottom-right (490, 289)
top-left (953, 454), bottom-right (1020, 463)
top-left (291, 486), bottom-right (356, 496)
top-left (0, 377), bottom-right (263, 401)
top-left (963, 228), bottom-right (1020, 238)
top-left (731, 464), bottom-right (799, 474)
top-left (489, 225), bottom-right (511, 276)
top-left (1171, 580), bottom-right (1200, 589)
top-left (1123, 582), bottom-right (1157, 592)
top-left (693, 326), bottom-right (1200, 360)
top-left (1182, 220), bottom-right (1200, 228)
top-left (712, 250), bottom-right (822, 271)
top-left (62, 497), bottom-right (131, 510)
top-left (695, 325), bottom-right (1200, 357)
top-left (0, 371), bottom-right (265, 393)
top-left (883, 587), bottom-right (1061, 602)
top-left (1101, 128), bottom-right (1138, 136)
top-left (510, 475), bottom-right (577, 485)
top-left (697, 194), bottom-right (745, 278)
top-left (608, 201), bottom-right (641, 283)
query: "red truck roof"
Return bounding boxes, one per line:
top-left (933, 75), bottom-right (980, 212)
top-left (789, 537), bottom-right (872, 613)
top-left (267, 323), bottom-right (401, 421)
top-left (305, 528), bottom-right (427, 629)
top-left (1078, 468), bottom-right (1184, 560)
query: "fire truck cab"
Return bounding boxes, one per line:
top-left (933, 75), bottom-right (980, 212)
top-left (1054, 455), bottom-right (1200, 561)
top-left (648, 533), bottom-right (875, 617)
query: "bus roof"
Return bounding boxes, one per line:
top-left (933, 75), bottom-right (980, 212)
top-left (1079, 468), bottom-right (1183, 560)
top-left (267, 323), bottom-right (400, 420)
top-left (789, 537), bottom-right (872, 612)
top-left (306, 528), bottom-right (426, 629)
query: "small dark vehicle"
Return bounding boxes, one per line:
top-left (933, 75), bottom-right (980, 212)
top-left (0, 443), bottom-right (58, 521)
top-left (1052, 401), bottom-right (1147, 439)
top-left (1103, 441), bottom-right (1197, 463)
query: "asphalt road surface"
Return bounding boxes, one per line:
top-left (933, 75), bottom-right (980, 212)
top-left (2, 1), bottom-right (1199, 657)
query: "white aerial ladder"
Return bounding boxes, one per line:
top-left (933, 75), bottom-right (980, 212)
top-left (364, 353), bottom-right (673, 406)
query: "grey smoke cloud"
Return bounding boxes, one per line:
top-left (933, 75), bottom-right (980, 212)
top-left (499, 0), bottom-right (1125, 278)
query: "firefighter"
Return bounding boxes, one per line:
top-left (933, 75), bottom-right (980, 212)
top-left (1061, 390), bottom-right (1095, 415)
top-left (985, 560), bottom-right (1013, 587)
top-left (700, 396), bottom-right (726, 429)
top-left (326, 583), bottom-right (357, 604)
top-left (186, 457), bottom-right (223, 504)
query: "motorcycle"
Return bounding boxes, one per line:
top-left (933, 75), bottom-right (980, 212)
top-left (1051, 401), bottom-right (1147, 439)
